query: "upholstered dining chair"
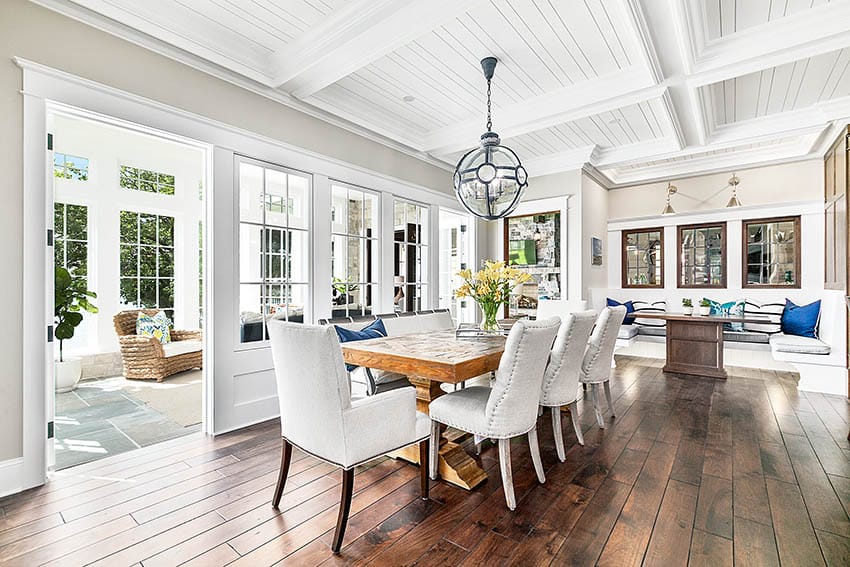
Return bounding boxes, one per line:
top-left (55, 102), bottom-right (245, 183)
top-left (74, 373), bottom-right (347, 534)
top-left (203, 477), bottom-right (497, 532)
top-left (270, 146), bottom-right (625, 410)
top-left (427, 317), bottom-right (561, 510)
top-left (267, 321), bottom-right (430, 554)
top-left (580, 306), bottom-right (627, 429)
top-left (539, 310), bottom-right (597, 460)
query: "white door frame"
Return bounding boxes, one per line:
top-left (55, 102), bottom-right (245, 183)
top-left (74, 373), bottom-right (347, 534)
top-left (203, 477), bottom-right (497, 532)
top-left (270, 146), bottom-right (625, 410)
top-left (15, 58), bottom-right (457, 493)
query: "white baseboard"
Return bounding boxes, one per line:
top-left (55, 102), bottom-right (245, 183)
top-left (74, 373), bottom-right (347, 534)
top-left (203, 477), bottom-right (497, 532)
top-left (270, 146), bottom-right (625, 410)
top-left (0, 457), bottom-right (25, 498)
top-left (792, 364), bottom-right (849, 396)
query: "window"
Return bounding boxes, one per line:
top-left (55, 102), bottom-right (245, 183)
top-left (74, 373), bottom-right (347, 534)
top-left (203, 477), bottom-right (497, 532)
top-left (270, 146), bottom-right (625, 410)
top-left (439, 209), bottom-right (473, 324)
top-left (238, 158), bottom-right (310, 343)
top-left (743, 216), bottom-right (801, 288)
top-left (53, 153), bottom-right (89, 181)
top-left (331, 184), bottom-right (379, 318)
top-left (119, 211), bottom-right (175, 317)
top-left (54, 203), bottom-right (88, 282)
top-left (622, 228), bottom-right (664, 288)
top-left (120, 166), bottom-right (175, 195)
top-left (678, 222), bottom-right (726, 288)
top-left (394, 200), bottom-right (429, 312)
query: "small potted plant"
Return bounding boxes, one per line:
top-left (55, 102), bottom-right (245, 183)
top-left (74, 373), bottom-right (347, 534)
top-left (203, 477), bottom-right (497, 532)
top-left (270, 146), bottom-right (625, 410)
top-left (682, 298), bottom-right (693, 315)
top-left (698, 298), bottom-right (712, 316)
top-left (54, 266), bottom-right (98, 393)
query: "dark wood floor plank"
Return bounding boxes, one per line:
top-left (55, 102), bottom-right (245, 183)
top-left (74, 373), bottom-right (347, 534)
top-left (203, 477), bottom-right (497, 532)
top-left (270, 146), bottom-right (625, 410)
top-left (694, 474), bottom-right (732, 540)
top-left (765, 477), bottom-right (826, 567)
top-left (796, 410), bottom-right (850, 478)
top-left (457, 530), bottom-right (516, 566)
top-left (180, 542), bottom-right (240, 567)
top-left (784, 433), bottom-right (850, 538)
top-left (816, 529), bottom-right (850, 567)
top-left (759, 440), bottom-right (797, 484)
top-left (596, 441), bottom-right (678, 567)
top-left (734, 516), bottom-right (780, 567)
top-left (689, 528), bottom-right (733, 567)
top-left (643, 479), bottom-right (699, 567)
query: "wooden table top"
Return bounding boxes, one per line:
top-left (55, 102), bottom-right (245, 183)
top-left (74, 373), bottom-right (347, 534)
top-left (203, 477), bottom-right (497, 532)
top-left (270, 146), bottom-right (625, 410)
top-left (635, 312), bottom-right (771, 323)
top-left (341, 330), bottom-right (506, 383)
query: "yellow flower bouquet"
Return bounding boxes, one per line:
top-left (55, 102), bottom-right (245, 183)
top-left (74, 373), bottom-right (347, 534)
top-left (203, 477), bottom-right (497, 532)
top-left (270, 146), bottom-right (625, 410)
top-left (455, 261), bottom-right (532, 331)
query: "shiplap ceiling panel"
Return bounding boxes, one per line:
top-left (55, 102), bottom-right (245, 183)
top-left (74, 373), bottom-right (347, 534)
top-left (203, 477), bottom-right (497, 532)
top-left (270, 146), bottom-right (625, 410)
top-left (708, 47), bottom-right (850, 125)
top-left (701, 0), bottom-right (834, 39)
top-left (49, 0), bottom-right (850, 185)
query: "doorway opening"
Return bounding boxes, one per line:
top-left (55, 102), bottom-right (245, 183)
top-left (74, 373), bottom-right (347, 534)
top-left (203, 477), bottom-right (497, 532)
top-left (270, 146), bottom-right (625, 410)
top-left (50, 109), bottom-right (208, 470)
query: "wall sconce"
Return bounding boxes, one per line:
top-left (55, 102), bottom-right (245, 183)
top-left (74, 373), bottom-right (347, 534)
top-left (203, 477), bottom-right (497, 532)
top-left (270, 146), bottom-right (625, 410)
top-left (661, 182), bottom-right (677, 215)
top-left (726, 173), bottom-right (742, 207)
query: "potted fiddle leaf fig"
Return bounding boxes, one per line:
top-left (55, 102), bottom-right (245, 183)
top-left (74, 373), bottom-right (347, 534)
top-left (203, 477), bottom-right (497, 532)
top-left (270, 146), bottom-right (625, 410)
top-left (54, 266), bottom-right (98, 392)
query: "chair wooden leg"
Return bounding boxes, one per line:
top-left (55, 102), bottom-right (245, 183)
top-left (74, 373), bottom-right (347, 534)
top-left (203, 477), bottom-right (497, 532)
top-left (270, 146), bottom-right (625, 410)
top-left (429, 420), bottom-right (440, 480)
top-left (331, 468), bottom-right (355, 554)
top-left (528, 426), bottom-right (546, 484)
top-left (590, 384), bottom-right (605, 429)
top-left (271, 439), bottom-right (292, 508)
top-left (551, 407), bottom-right (566, 462)
top-left (569, 400), bottom-right (584, 446)
top-left (603, 380), bottom-right (615, 419)
top-left (498, 438), bottom-right (516, 510)
top-left (419, 439), bottom-right (429, 500)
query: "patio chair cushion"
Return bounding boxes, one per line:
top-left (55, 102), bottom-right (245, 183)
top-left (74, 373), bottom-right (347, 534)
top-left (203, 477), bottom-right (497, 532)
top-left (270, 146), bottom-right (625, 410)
top-left (161, 340), bottom-right (203, 357)
top-left (137, 311), bottom-right (172, 344)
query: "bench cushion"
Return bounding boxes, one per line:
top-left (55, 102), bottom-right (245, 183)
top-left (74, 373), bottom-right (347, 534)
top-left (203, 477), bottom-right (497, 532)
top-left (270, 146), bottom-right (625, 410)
top-left (769, 334), bottom-right (831, 355)
top-left (723, 331), bottom-right (770, 344)
top-left (618, 325), bottom-right (639, 340)
top-left (638, 326), bottom-right (666, 337)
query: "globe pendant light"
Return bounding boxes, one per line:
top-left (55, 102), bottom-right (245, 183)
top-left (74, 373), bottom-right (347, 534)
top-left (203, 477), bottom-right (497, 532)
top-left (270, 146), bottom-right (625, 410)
top-left (453, 57), bottom-right (528, 221)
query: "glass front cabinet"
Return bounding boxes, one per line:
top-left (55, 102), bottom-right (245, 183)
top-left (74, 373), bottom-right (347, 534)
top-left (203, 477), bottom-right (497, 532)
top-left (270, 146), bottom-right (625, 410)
top-left (743, 216), bottom-right (801, 288)
top-left (678, 222), bottom-right (726, 288)
top-left (622, 228), bottom-right (664, 288)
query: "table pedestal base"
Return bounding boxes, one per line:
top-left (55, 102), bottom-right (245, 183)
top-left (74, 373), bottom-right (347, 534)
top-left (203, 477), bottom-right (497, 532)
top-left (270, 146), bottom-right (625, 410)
top-left (664, 319), bottom-right (728, 379)
top-left (387, 376), bottom-right (488, 491)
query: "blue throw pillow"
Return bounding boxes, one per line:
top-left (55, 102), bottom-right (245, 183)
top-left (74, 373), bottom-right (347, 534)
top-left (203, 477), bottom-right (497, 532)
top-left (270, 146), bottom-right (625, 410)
top-left (607, 298), bottom-right (635, 325)
top-left (705, 298), bottom-right (744, 331)
top-left (781, 299), bottom-right (821, 339)
top-left (334, 319), bottom-right (388, 371)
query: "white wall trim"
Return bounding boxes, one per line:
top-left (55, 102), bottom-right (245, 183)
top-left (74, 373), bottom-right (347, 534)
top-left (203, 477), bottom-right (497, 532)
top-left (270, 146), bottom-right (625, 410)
top-left (0, 458), bottom-right (26, 498)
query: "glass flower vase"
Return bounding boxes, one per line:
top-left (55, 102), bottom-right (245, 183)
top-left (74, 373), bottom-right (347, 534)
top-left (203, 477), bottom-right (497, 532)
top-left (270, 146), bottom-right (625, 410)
top-left (478, 301), bottom-right (501, 332)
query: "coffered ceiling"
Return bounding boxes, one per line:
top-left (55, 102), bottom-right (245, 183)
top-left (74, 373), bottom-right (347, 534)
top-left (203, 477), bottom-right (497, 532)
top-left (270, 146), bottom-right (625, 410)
top-left (35, 0), bottom-right (850, 187)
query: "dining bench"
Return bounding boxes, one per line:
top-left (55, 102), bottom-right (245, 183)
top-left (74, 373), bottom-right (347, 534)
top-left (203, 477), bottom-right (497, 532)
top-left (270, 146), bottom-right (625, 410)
top-left (319, 309), bottom-right (455, 395)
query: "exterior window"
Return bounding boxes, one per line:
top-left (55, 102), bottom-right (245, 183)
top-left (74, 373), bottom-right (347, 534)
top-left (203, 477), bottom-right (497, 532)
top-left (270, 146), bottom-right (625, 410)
top-left (53, 153), bottom-right (89, 181)
top-left (119, 211), bottom-right (175, 318)
top-left (622, 228), bottom-right (664, 288)
top-left (238, 158), bottom-right (310, 343)
top-left (331, 184), bottom-right (379, 318)
top-left (394, 200), bottom-right (429, 312)
top-left (678, 222), bottom-right (726, 288)
top-left (743, 216), bottom-right (801, 288)
top-left (54, 203), bottom-right (88, 282)
top-left (120, 166), bottom-right (175, 195)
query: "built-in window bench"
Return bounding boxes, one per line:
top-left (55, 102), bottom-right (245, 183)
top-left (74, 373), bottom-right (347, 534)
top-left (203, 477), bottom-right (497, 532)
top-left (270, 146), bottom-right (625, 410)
top-left (590, 289), bottom-right (847, 396)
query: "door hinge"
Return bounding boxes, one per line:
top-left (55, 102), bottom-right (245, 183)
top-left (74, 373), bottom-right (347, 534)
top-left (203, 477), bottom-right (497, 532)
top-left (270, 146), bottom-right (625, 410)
top-left (47, 133), bottom-right (53, 151)
top-left (47, 325), bottom-right (53, 343)
top-left (460, 224), bottom-right (467, 233)
top-left (47, 421), bottom-right (54, 439)
top-left (460, 262), bottom-right (467, 270)
top-left (47, 228), bottom-right (53, 247)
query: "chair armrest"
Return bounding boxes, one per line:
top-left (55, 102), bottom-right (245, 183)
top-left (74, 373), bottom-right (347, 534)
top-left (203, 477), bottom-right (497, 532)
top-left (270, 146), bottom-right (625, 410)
top-left (117, 335), bottom-right (164, 358)
top-left (343, 387), bottom-right (420, 460)
top-left (172, 329), bottom-right (203, 342)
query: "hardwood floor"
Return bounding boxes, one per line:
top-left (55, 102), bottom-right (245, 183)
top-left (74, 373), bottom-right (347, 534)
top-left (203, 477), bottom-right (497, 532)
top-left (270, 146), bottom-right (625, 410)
top-left (1, 356), bottom-right (849, 565)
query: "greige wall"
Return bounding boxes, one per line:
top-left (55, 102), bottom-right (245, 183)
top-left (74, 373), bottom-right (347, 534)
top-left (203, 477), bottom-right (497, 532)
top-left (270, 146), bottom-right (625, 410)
top-left (581, 173), bottom-right (609, 298)
top-left (607, 160), bottom-right (822, 220)
top-left (0, 0), bottom-right (450, 462)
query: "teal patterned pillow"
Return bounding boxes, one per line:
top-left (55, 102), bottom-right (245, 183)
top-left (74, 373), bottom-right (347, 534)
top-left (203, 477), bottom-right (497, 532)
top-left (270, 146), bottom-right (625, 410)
top-left (136, 311), bottom-right (172, 344)
top-left (705, 299), bottom-right (744, 331)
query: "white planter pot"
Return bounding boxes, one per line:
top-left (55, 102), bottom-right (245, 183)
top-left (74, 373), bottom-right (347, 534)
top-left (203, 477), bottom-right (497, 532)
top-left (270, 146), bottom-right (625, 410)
top-left (682, 306), bottom-right (694, 315)
top-left (698, 306), bottom-right (711, 316)
top-left (55, 357), bottom-right (82, 393)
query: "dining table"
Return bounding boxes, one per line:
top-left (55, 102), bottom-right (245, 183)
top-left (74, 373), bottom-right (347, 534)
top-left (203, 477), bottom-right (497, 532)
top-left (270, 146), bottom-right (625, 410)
top-left (341, 330), bottom-right (506, 490)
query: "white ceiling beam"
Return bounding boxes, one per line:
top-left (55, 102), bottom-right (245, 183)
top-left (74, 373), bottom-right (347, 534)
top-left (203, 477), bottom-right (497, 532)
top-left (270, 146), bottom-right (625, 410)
top-left (272, 0), bottom-right (484, 97)
top-left (523, 146), bottom-right (598, 179)
top-left (424, 68), bottom-right (663, 156)
top-left (686, 0), bottom-right (850, 87)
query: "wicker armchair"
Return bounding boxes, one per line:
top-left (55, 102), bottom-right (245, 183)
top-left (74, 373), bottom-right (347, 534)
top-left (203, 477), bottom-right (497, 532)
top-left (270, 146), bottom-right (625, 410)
top-left (113, 309), bottom-right (203, 381)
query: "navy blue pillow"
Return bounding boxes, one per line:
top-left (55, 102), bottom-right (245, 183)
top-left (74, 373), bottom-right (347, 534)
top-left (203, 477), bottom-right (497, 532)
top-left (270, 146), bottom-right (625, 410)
top-left (607, 298), bottom-right (636, 325)
top-left (780, 299), bottom-right (821, 339)
top-left (334, 319), bottom-right (387, 371)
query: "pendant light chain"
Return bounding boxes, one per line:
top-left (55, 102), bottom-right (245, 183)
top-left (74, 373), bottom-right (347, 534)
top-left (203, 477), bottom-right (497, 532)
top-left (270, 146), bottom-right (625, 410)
top-left (486, 78), bottom-right (493, 132)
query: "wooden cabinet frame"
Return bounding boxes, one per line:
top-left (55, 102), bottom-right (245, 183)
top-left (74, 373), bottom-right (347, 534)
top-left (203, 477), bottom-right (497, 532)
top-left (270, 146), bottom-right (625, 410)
top-left (677, 221), bottom-right (727, 289)
top-left (621, 227), bottom-right (664, 289)
top-left (742, 216), bottom-right (801, 289)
